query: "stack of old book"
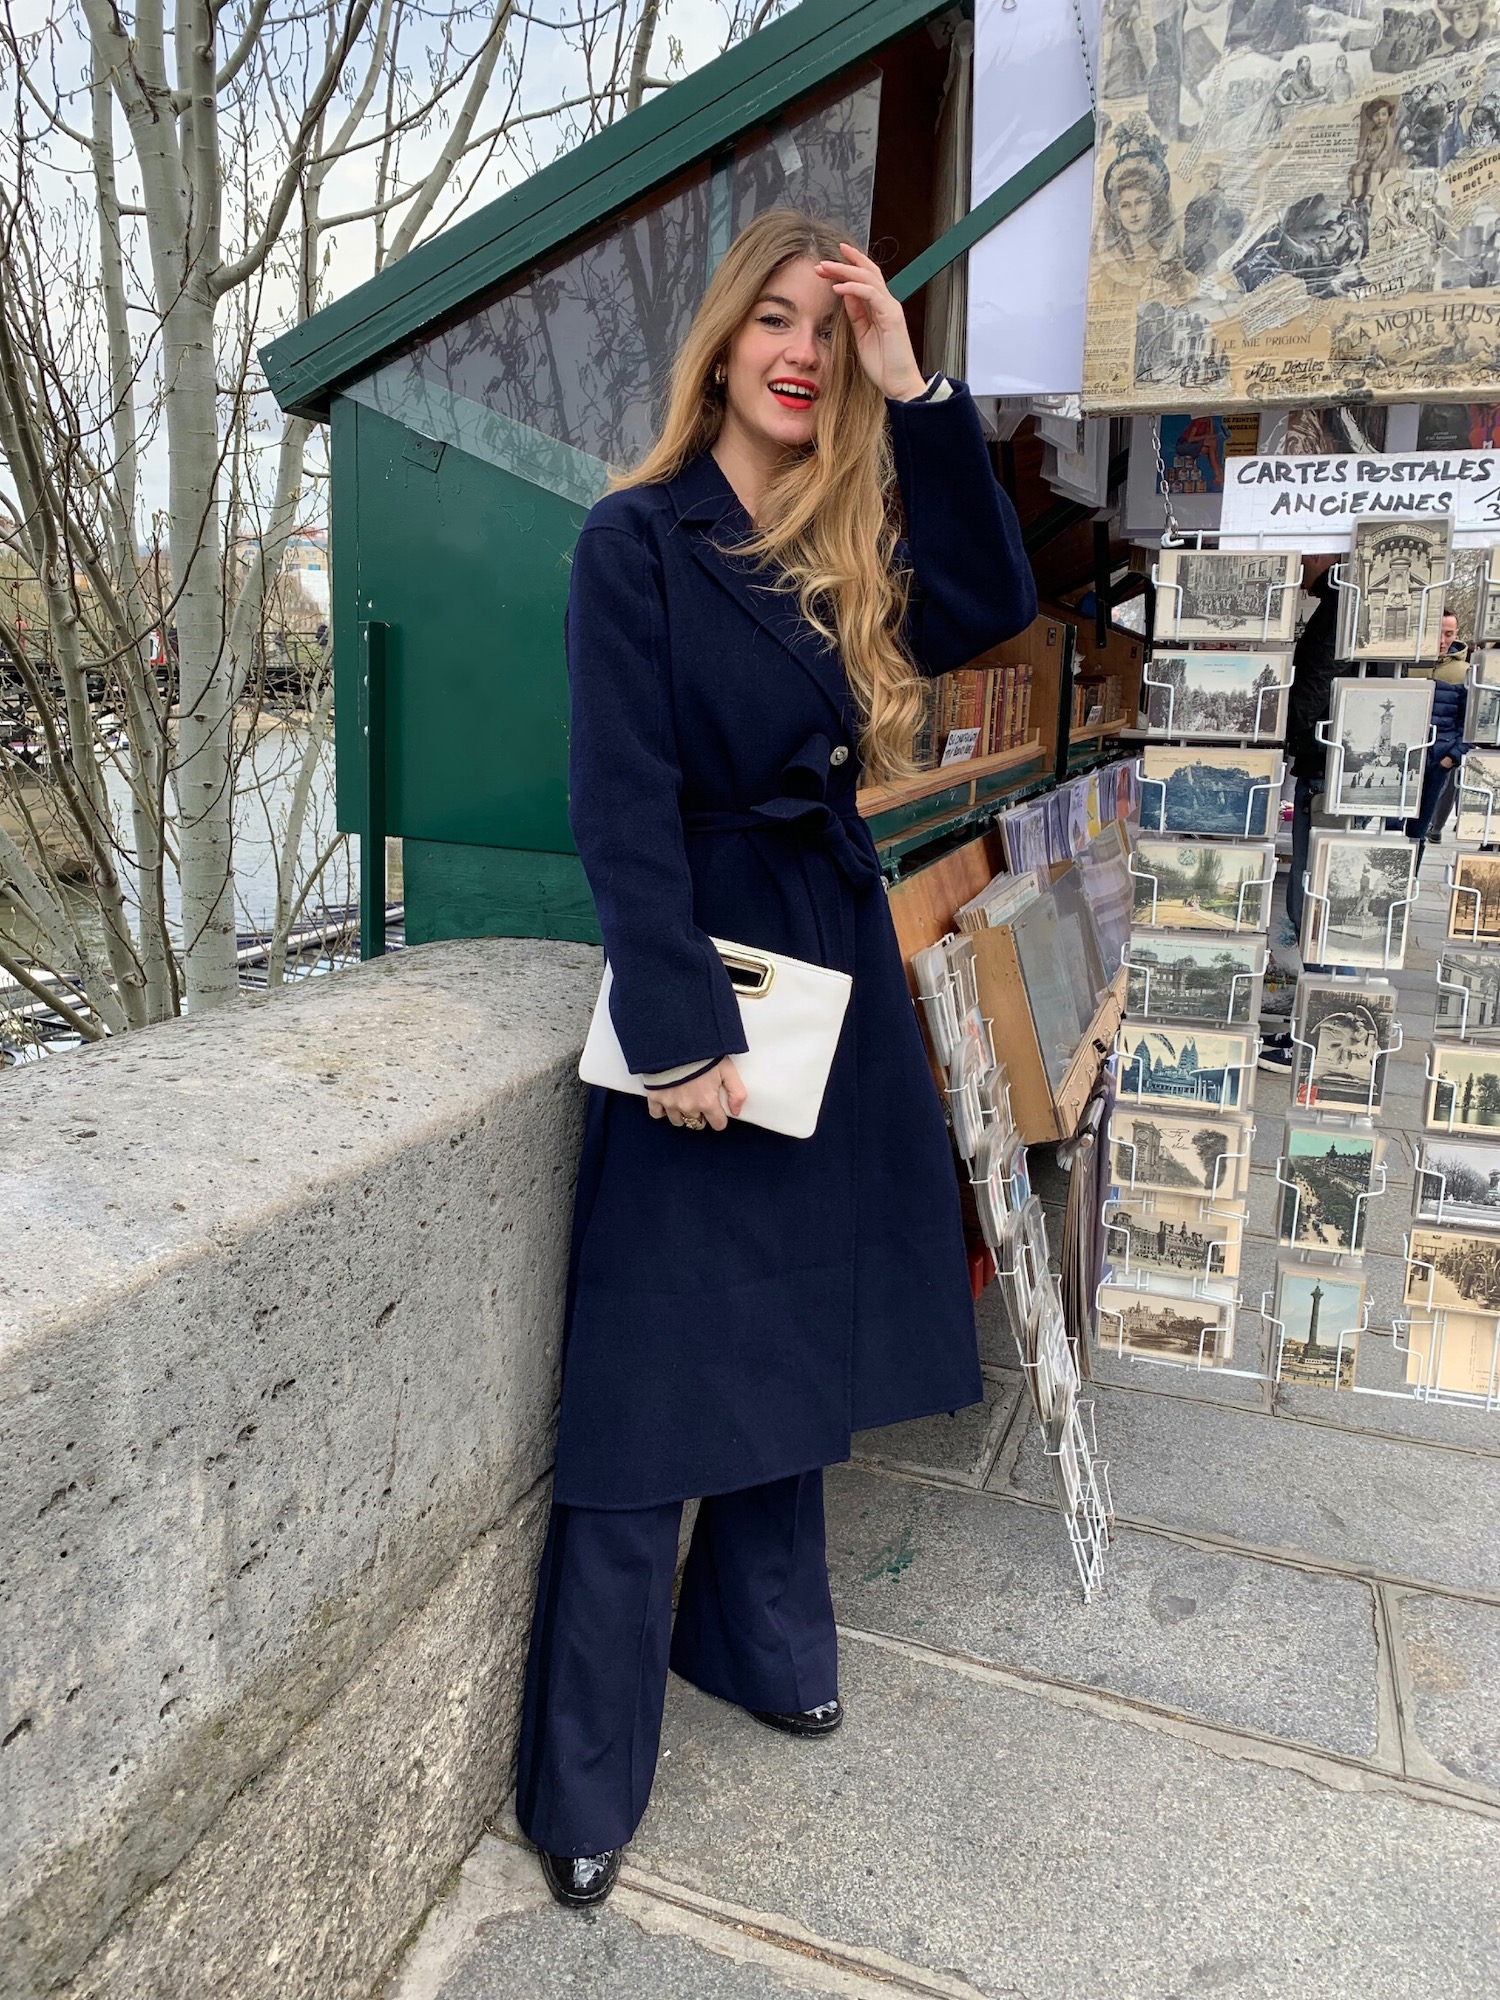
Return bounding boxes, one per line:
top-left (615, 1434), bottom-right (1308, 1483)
top-left (1071, 673), bottom-right (1123, 729)
top-left (912, 659), bottom-right (1035, 770)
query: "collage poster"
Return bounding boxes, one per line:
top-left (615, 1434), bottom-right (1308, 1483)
top-left (1083, 0), bottom-right (1500, 411)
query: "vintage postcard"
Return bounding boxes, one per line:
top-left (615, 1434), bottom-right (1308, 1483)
top-left (1448, 854), bottom-right (1500, 943)
top-left (1141, 651), bottom-right (1290, 741)
top-left (1130, 839), bottom-right (1274, 933)
top-left (1477, 548), bottom-right (1500, 648)
top-left (1097, 1285), bottom-right (1235, 1367)
top-left (1154, 551), bottom-right (1301, 645)
top-left (1416, 1138), bottom-right (1500, 1231)
top-left (1139, 746), bottom-right (1282, 839)
top-left (1454, 752), bottom-right (1500, 843)
top-left (1082, 22), bottom-right (1500, 415)
top-left (1274, 1265), bottom-right (1365, 1390)
top-left (1405, 1227), bottom-right (1500, 1313)
top-left (1403, 1309), bottom-right (1500, 1399)
top-left (1338, 519), bottom-right (1453, 664)
top-left (1304, 832), bottom-right (1415, 969)
top-left (1103, 1189), bottom-right (1243, 1286)
top-left (1110, 1107), bottom-right (1250, 1199)
top-left (1115, 1025), bottom-right (1253, 1112)
top-left (1428, 1042), bottom-right (1500, 1131)
top-left (1325, 678), bottom-right (1434, 818)
top-left (1436, 949), bottom-right (1500, 1038)
top-left (1293, 981), bottom-right (1396, 1113)
top-left (1464, 681), bottom-right (1500, 747)
top-left (1279, 1124), bottom-right (1381, 1253)
top-left (1125, 932), bottom-right (1263, 1026)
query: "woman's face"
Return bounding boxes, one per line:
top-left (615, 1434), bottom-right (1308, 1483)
top-left (722, 257), bottom-right (836, 455)
top-left (1116, 183), bottom-right (1155, 241)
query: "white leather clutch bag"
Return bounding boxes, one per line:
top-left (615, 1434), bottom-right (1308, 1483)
top-left (579, 938), bottom-right (852, 1140)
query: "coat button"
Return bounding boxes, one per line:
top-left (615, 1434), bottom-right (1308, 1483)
top-left (830, 744), bottom-right (849, 766)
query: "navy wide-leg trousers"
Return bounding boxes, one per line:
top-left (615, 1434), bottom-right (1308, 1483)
top-left (515, 1470), bottom-right (837, 1858)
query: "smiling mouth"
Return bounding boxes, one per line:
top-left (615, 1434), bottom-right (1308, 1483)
top-left (768, 379), bottom-right (819, 408)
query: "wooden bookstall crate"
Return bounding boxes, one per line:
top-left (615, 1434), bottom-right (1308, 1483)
top-left (856, 615), bottom-right (1066, 856)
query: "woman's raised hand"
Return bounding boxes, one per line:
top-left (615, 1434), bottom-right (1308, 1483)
top-left (647, 1056), bottom-right (748, 1132)
top-left (814, 242), bottom-right (928, 404)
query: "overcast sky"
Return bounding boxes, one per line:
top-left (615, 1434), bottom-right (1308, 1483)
top-left (9, 0), bottom-right (758, 526)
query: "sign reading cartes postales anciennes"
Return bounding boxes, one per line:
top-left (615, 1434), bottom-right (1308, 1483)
top-left (1082, 0), bottom-right (1500, 412)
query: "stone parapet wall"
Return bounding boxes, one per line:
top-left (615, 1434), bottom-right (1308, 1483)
top-left (0, 940), bottom-right (599, 2000)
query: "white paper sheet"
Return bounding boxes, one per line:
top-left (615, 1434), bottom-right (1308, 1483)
top-left (967, 0), bottom-right (1099, 396)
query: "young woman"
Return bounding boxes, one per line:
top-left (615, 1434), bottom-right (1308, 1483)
top-left (516, 207), bottom-right (1035, 1907)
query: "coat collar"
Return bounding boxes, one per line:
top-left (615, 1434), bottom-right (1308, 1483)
top-left (665, 450), bottom-right (849, 726)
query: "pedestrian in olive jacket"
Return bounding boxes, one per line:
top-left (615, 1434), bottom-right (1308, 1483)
top-left (516, 208), bottom-right (1036, 1909)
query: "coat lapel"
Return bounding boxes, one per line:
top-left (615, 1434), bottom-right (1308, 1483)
top-left (666, 452), bottom-right (851, 727)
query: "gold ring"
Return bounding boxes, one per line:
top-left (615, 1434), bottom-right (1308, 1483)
top-left (683, 1114), bottom-right (707, 1131)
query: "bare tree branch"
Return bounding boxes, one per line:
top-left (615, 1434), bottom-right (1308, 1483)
top-left (0, 940), bottom-right (108, 1042)
top-left (212, 0), bottom-right (377, 296)
top-left (214, 0), bottom-right (274, 93)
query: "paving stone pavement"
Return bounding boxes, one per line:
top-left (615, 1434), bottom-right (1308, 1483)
top-left (385, 853), bottom-right (1500, 2000)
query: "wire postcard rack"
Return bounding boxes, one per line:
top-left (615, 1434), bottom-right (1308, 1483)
top-left (1119, 508), bottom-right (1500, 1411)
top-left (994, 1206), bottom-right (1113, 1602)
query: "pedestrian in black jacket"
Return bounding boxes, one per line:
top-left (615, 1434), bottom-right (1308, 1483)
top-left (1403, 613), bottom-right (1472, 857)
top-left (1283, 557), bottom-right (1342, 942)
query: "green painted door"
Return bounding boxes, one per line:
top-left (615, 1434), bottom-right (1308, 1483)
top-left (332, 393), bottom-right (601, 943)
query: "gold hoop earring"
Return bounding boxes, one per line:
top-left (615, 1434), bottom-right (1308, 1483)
top-left (713, 362), bottom-right (727, 389)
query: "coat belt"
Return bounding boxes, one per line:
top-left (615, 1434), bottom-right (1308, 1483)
top-left (681, 734), bottom-right (881, 889)
top-left (682, 796), bottom-right (879, 888)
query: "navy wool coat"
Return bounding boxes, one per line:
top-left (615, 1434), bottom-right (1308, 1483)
top-left (555, 383), bottom-right (1036, 1510)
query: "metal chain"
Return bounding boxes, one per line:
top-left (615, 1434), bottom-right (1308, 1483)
top-left (1152, 416), bottom-right (1182, 546)
top-left (1069, 0), bottom-right (1097, 108)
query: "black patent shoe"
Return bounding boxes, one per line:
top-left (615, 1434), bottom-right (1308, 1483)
top-left (748, 1697), bottom-right (843, 1737)
top-left (538, 1848), bottom-right (622, 1908)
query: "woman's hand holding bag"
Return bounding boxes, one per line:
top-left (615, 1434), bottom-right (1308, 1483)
top-left (648, 1057), bottom-right (748, 1132)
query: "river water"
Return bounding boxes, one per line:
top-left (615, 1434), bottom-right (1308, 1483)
top-left (1, 719), bottom-right (374, 1038)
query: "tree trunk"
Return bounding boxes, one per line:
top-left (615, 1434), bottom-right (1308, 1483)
top-left (92, 31), bottom-right (177, 1022)
top-left (162, 293), bottom-right (239, 1011)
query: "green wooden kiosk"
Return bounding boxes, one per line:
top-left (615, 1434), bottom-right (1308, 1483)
top-left (262, 0), bottom-right (1095, 955)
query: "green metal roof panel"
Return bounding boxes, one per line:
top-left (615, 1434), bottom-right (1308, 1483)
top-left (261, 0), bottom-right (950, 420)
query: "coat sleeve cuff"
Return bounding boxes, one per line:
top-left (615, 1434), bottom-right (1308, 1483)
top-left (642, 1056), bottom-right (723, 1089)
top-left (890, 372), bottom-right (955, 407)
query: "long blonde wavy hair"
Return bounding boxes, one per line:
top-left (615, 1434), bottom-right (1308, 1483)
top-left (613, 208), bottom-right (924, 782)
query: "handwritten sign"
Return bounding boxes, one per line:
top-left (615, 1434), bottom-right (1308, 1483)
top-left (1220, 453), bottom-right (1500, 550)
top-left (940, 728), bottom-right (982, 766)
